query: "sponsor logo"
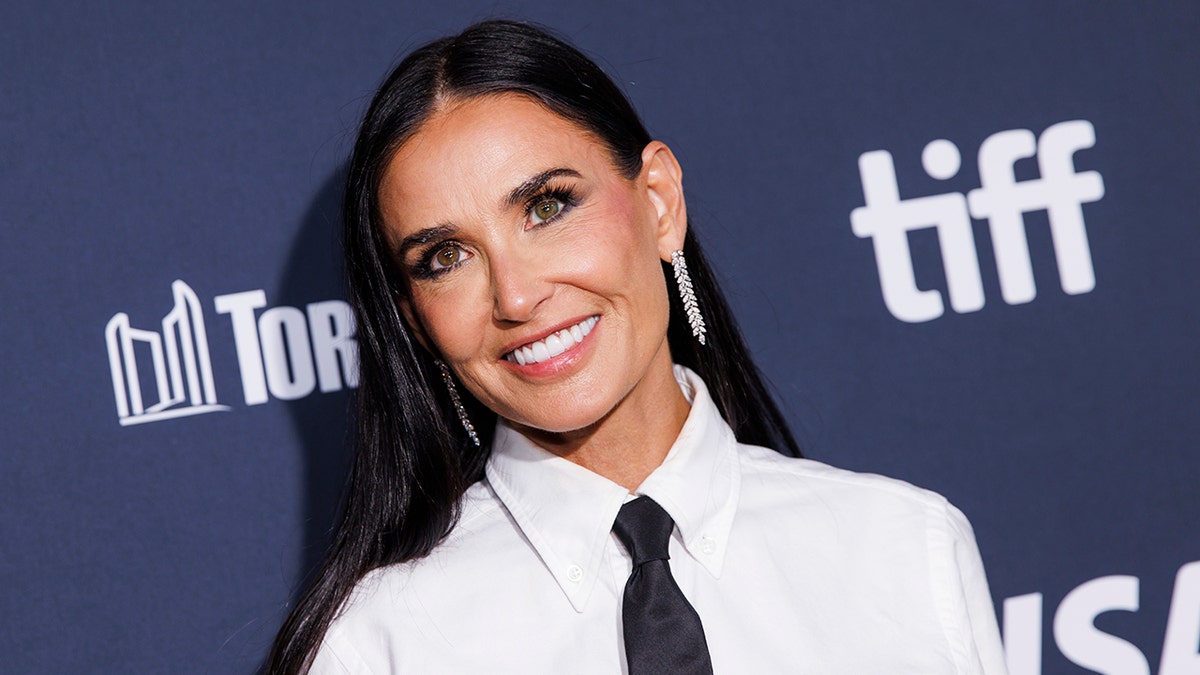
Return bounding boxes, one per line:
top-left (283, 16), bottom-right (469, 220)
top-left (106, 280), bottom-right (357, 426)
top-left (851, 120), bottom-right (1105, 322)
top-left (1003, 559), bottom-right (1200, 675)
top-left (106, 281), bottom-right (229, 425)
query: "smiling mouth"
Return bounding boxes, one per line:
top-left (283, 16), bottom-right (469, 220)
top-left (504, 316), bottom-right (599, 366)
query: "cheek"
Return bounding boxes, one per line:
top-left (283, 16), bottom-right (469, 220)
top-left (562, 193), bottom-right (672, 332)
top-left (566, 190), bottom-right (661, 279)
top-left (408, 282), bottom-right (490, 360)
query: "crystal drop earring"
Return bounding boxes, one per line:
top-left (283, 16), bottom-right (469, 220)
top-left (671, 250), bottom-right (707, 345)
top-left (436, 359), bottom-right (480, 448)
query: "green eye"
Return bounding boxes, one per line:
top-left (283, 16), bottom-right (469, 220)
top-left (531, 198), bottom-right (563, 223)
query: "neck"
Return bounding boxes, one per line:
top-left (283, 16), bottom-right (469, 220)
top-left (511, 349), bottom-right (691, 492)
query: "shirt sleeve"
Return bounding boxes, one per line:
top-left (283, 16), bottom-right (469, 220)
top-left (943, 502), bottom-right (1010, 675)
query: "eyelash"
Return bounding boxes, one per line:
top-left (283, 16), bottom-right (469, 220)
top-left (409, 240), bottom-right (467, 280)
top-left (524, 184), bottom-right (580, 228)
top-left (408, 184), bottom-right (582, 280)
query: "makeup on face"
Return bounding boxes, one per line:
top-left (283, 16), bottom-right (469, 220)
top-left (378, 93), bottom-right (680, 436)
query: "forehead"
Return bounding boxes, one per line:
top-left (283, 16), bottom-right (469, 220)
top-left (379, 94), bottom-right (618, 230)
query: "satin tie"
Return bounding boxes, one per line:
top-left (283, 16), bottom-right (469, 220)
top-left (612, 496), bottom-right (714, 674)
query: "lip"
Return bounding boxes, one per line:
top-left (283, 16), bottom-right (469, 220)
top-left (499, 314), bottom-right (599, 357)
top-left (499, 314), bottom-right (600, 375)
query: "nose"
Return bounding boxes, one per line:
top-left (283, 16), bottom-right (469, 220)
top-left (489, 248), bottom-right (553, 323)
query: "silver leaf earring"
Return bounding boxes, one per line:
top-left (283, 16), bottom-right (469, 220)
top-left (437, 359), bottom-right (480, 448)
top-left (671, 250), bottom-right (707, 345)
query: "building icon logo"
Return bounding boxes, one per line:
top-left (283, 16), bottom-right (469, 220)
top-left (105, 280), bottom-right (230, 426)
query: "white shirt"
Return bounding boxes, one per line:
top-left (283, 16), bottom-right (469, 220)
top-left (311, 367), bottom-right (1009, 674)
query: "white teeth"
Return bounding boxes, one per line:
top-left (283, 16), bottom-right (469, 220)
top-left (505, 316), bottom-right (599, 365)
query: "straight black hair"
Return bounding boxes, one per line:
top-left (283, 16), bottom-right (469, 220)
top-left (267, 19), bottom-right (799, 674)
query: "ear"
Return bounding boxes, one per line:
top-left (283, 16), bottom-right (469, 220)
top-left (639, 141), bottom-right (688, 260)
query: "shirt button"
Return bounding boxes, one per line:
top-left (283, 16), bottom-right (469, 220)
top-left (566, 565), bottom-right (584, 582)
top-left (700, 536), bottom-right (717, 555)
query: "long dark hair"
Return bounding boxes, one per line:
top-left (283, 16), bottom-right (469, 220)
top-left (267, 19), bottom-right (799, 673)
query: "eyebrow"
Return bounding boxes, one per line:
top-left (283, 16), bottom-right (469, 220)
top-left (395, 168), bottom-right (584, 259)
top-left (503, 167), bottom-right (582, 210)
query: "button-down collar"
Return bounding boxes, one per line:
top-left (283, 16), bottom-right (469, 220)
top-left (485, 365), bottom-right (741, 612)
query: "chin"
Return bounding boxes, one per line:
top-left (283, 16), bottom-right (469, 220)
top-left (502, 392), bottom-right (618, 436)
top-left (508, 410), bottom-right (605, 436)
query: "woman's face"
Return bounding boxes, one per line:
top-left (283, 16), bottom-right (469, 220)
top-left (378, 93), bottom-right (687, 435)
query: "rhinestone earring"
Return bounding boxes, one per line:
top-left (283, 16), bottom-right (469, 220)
top-left (671, 250), bottom-right (706, 345)
top-left (436, 359), bottom-right (480, 448)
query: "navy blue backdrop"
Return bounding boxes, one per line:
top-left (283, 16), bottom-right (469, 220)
top-left (1, 2), bottom-right (1197, 673)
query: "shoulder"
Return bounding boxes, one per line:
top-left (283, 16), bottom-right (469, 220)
top-left (731, 446), bottom-right (1007, 672)
top-left (733, 443), bottom-right (985, 616)
top-left (735, 443), bottom-right (974, 542)
top-left (339, 479), bottom-right (509, 608)
top-left (311, 481), bottom-right (514, 672)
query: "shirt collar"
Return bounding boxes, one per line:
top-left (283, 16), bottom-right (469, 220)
top-left (634, 366), bottom-right (739, 580)
top-left (484, 365), bottom-right (741, 612)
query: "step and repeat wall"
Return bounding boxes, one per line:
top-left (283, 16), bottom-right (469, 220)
top-left (2, 2), bottom-right (1196, 673)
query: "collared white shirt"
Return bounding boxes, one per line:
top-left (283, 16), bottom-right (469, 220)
top-left (311, 367), bottom-right (1009, 674)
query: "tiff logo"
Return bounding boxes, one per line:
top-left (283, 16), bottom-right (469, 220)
top-left (106, 280), bottom-right (357, 426)
top-left (850, 120), bottom-right (1105, 323)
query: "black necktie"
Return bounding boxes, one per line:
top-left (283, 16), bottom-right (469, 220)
top-left (612, 496), bottom-right (714, 674)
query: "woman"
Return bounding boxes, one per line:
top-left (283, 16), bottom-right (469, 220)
top-left (270, 19), bottom-right (1008, 674)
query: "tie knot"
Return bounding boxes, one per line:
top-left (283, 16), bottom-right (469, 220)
top-left (612, 496), bottom-right (675, 566)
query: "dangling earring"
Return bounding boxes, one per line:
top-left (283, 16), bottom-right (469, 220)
top-left (671, 250), bottom-right (707, 345)
top-left (436, 359), bottom-right (481, 448)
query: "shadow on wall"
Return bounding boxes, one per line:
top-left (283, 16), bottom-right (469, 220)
top-left (272, 163), bottom-right (355, 662)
